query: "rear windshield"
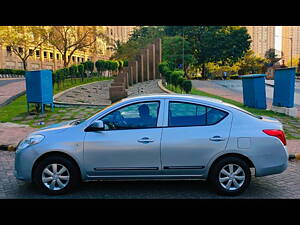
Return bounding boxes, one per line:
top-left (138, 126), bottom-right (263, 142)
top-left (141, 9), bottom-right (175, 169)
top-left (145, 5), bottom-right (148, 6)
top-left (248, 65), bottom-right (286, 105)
top-left (223, 103), bottom-right (262, 119)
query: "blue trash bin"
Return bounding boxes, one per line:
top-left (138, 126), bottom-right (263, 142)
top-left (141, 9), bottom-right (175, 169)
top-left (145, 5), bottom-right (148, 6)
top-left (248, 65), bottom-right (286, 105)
top-left (25, 70), bottom-right (54, 113)
top-left (273, 67), bottom-right (296, 108)
top-left (239, 74), bottom-right (267, 109)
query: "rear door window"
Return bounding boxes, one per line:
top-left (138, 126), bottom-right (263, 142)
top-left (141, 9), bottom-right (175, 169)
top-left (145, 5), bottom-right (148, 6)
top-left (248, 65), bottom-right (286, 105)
top-left (168, 101), bottom-right (228, 127)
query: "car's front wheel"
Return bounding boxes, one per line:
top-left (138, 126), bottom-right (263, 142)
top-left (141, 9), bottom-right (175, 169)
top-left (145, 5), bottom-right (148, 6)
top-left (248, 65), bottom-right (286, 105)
top-left (209, 157), bottom-right (251, 196)
top-left (33, 156), bottom-right (80, 195)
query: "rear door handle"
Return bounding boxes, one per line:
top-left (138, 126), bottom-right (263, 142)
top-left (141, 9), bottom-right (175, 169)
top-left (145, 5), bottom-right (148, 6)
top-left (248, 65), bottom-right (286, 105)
top-left (137, 137), bottom-right (154, 144)
top-left (209, 136), bottom-right (225, 142)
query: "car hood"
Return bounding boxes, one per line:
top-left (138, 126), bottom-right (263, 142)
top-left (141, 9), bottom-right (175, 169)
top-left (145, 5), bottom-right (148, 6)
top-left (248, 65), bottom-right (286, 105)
top-left (34, 120), bottom-right (77, 134)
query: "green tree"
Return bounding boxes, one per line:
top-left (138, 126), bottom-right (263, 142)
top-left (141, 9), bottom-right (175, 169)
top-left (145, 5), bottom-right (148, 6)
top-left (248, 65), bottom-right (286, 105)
top-left (111, 26), bottom-right (165, 60)
top-left (237, 50), bottom-right (267, 75)
top-left (162, 36), bottom-right (195, 75)
top-left (0, 26), bottom-right (48, 70)
top-left (164, 26), bottom-right (251, 79)
top-left (265, 48), bottom-right (281, 66)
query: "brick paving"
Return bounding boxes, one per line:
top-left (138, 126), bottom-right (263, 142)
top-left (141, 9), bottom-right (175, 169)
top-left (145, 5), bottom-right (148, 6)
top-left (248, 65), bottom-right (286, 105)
top-left (55, 80), bottom-right (113, 105)
top-left (0, 151), bottom-right (299, 199)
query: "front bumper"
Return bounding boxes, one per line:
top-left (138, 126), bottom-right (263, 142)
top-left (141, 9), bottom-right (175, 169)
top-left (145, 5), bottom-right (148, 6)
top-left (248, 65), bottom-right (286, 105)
top-left (14, 146), bottom-right (38, 182)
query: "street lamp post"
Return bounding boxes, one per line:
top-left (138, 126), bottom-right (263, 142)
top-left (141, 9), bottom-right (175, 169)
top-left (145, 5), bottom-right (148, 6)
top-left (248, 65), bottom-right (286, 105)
top-left (276, 35), bottom-right (293, 67)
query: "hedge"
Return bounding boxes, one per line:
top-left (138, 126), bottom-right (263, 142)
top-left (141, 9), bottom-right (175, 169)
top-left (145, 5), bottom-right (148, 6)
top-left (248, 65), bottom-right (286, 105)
top-left (158, 62), bottom-right (192, 94)
top-left (0, 69), bottom-right (25, 75)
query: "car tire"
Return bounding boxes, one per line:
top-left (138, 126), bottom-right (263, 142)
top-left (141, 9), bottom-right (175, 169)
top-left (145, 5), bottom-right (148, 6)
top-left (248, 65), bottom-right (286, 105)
top-left (209, 157), bottom-right (251, 196)
top-left (33, 156), bottom-right (80, 195)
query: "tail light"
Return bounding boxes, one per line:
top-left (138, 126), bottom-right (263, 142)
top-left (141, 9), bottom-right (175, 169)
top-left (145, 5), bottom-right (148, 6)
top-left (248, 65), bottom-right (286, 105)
top-left (263, 129), bottom-right (287, 146)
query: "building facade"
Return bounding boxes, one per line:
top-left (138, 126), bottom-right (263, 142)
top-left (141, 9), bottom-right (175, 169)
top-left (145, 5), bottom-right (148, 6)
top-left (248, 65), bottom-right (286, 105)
top-left (104, 26), bottom-right (136, 57)
top-left (245, 26), bottom-right (276, 58)
top-left (0, 26), bottom-right (135, 71)
top-left (281, 26), bottom-right (300, 65)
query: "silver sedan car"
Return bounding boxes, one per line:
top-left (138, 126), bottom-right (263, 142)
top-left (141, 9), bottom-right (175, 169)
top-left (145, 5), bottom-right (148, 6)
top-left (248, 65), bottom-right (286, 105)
top-left (14, 94), bottom-right (289, 196)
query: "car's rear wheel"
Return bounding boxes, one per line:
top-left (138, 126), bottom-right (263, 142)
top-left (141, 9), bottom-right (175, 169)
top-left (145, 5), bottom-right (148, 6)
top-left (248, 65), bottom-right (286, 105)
top-left (209, 157), bottom-right (251, 196)
top-left (33, 156), bottom-right (80, 195)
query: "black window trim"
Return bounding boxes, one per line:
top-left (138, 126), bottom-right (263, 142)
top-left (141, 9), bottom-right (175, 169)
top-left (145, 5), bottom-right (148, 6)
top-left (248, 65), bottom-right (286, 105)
top-left (92, 100), bottom-right (162, 131)
top-left (167, 100), bottom-right (229, 128)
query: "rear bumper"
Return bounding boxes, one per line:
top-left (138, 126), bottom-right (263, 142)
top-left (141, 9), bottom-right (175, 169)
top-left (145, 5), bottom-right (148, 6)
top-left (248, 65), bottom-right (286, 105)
top-left (254, 146), bottom-right (289, 177)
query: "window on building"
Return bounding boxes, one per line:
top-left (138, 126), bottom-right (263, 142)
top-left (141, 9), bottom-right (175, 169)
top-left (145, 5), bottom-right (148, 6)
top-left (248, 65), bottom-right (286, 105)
top-left (72, 56), bottom-right (75, 62)
top-left (6, 46), bottom-right (12, 56)
top-left (50, 52), bottom-right (53, 59)
top-left (18, 47), bottom-right (23, 54)
top-left (56, 54), bottom-right (60, 60)
top-left (36, 50), bottom-right (40, 57)
top-left (29, 49), bottom-right (34, 56)
top-left (82, 58), bottom-right (84, 62)
top-left (44, 51), bottom-right (47, 58)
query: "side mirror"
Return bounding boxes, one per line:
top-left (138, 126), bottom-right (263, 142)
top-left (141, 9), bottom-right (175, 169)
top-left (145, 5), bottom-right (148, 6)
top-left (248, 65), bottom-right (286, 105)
top-left (85, 120), bottom-right (104, 132)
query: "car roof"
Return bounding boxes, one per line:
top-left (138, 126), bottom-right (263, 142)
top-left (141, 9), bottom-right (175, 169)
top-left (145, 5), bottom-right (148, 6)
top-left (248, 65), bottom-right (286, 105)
top-left (121, 94), bottom-right (224, 105)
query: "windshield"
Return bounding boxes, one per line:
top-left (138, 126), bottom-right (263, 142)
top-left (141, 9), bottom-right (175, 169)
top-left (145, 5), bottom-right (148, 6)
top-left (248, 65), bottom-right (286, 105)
top-left (223, 103), bottom-right (263, 119)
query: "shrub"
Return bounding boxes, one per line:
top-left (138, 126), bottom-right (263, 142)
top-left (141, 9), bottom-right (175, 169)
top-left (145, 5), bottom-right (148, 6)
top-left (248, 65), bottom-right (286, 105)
top-left (118, 60), bottom-right (124, 69)
top-left (181, 80), bottom-right (192, 93)
top-left (171, 70), bottom-right (184, 87)
top-left (0, 68), bottom-right (25, 75)
top-left (69, 65), bottom-right (78, 76)
top-left (83, 61), bottom-right (94, 73)
top-left (123, 60), bottom-right (128, 67)
top-left (164, 70), bottom-right (172, 84)
top-left (77, 64), bottom-right (84, 75)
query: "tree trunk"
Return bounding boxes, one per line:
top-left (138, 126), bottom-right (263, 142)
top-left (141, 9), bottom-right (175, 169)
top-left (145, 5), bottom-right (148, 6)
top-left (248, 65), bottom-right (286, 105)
top-left (201, 64), bottom-right (207, 80)
top-left (22, 60), bottom-right (27, 71)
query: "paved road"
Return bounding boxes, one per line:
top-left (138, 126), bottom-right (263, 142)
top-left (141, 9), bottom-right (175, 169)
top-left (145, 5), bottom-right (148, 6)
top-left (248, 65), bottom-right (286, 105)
top-left (202, 80), bottom-right (300, 107)
top-left (0, 78), bottom-right (24, 87)
top-left (0, 151), bottom-right (299, 199)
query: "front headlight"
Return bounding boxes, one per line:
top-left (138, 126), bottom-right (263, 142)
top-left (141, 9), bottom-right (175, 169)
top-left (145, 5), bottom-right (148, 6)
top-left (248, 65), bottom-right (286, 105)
top-left (17, 134), bottom-right (45, 151)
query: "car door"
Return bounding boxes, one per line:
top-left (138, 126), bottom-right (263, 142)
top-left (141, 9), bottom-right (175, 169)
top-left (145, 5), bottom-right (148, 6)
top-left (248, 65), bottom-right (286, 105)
top-left (83, 100), bottom-right (164, 178)
top-left (161, 100), bottom-right (232, 177)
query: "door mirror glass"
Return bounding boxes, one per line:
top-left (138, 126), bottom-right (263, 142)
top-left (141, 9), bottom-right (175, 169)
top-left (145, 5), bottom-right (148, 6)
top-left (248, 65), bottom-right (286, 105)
top-left (85, 120), bottom-right (104, 132)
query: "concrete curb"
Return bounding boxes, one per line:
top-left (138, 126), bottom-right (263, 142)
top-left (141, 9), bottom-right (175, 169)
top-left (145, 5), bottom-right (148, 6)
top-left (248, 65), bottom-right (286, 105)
top-left (0, 90), bottom-right (26, 108)
top-left (289, 153), bottom-right (300, 161)
top-left (157, 80), bottom-right (175, 94)
top-left (0, 145), bottom-right (16, 152)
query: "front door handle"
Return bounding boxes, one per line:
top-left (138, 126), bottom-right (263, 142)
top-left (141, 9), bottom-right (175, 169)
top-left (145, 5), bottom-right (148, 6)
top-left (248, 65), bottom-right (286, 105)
top-left (209, 136), bottom-right (225, 142)
top-left (137, 137), bottom-right (154, 144)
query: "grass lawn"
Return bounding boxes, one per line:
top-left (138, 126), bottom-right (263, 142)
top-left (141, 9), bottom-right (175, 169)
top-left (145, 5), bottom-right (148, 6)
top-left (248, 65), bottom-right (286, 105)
top-left (0, 77), bottom-right (112, 127)
top-left (166, 84), bottom-right (300, 140)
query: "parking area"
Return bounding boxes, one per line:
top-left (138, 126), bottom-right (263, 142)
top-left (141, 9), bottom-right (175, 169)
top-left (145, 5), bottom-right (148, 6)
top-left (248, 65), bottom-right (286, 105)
top-left (1, 151), bottom-right (299, 199)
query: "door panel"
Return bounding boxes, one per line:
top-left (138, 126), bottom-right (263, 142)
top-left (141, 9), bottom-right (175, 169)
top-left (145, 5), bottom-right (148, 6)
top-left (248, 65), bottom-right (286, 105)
top-left (161, 101), bottom-right (232, 176)
top-left (84, 128), bottom-right (163, 177)
top-left (83, 100), bottom-right (164, 178)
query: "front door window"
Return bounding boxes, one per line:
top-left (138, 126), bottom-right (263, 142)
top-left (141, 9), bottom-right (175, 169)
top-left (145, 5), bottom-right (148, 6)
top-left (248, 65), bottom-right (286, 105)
top-left (101, 101), bottom-right (160, 130)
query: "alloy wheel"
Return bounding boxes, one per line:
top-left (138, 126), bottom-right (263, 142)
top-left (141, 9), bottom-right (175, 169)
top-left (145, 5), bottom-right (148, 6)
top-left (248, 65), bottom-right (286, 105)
top-left (218, 164), bottom-right (245, 191)
top-left (42, 163), bottom-right (70, 191)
